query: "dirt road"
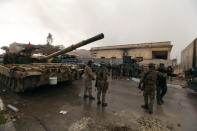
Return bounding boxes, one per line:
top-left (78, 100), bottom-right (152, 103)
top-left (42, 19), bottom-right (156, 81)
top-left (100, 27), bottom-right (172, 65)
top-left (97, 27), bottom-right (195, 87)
top-left (1, 79), bottom-right (197, 131)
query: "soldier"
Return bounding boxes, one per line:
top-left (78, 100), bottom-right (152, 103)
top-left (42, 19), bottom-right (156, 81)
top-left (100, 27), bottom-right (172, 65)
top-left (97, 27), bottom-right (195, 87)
top-left (84, 60), bottom-right (95, 100)
top-left (114, 64), bottom-right (119, 79)
top-left (157, 63), bottom-right (168, 105)
top-left (111, 64), bottom-right (116, 79)
top-left (139, 63), bottom-right (166, 114)
top-left (96, 62), bottom-right (109, 107)
top-left (120, 64), bottom-right (124, 79)
top-left (116, 65), bottom-right (121, 79)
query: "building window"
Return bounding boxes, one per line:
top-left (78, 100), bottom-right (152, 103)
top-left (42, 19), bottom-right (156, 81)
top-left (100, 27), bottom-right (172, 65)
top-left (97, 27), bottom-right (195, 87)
top-left (101, 57), bottom-right (105, 59)
top-left (112, 57), bottom-right (116, 59)
top-left (152, 51), bottom-right (168, 59)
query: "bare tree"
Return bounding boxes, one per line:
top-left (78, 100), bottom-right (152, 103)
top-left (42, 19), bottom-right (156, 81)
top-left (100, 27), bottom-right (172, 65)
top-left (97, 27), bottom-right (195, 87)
top-left (46, 33), bottom-right (53, 45)
top-left (1, 46), bottom-right (9, 53)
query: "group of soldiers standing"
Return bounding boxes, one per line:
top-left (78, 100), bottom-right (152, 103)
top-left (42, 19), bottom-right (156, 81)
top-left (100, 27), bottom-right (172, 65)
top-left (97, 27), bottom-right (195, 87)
top-left (83, 60), bottom-right (109, 107)
top-left (83, 60), bottom-right (172, 113)
top-left (111, 63), bottom-right (140, 79)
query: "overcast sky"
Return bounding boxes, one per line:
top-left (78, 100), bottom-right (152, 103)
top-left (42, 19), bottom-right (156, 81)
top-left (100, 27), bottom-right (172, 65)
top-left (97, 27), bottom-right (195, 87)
top-left (0, 0), bottom-right (197, 61)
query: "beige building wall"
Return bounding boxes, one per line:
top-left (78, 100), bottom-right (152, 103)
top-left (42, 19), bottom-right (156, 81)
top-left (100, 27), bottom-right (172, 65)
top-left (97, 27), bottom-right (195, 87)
top-left (92, 47), bottom-right (171, 60)
top-left (127, 48), bottom-right (152, 59)
top-left (92, 49), bottom-right (123, 58)
top-left (90, 41), bottom-right (172, 60)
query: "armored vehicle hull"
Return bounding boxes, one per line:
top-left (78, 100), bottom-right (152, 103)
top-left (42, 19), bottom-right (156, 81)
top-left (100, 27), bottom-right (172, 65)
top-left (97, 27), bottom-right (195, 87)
top-left (0, 63), bottom-right (82, 92)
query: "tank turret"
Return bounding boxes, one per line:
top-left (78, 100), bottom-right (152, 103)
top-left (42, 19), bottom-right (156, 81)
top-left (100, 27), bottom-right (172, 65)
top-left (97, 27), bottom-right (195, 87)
top-left (44, 33), bottom-right (104, 60)
top-left (3, 33), bottom-right (104, 64)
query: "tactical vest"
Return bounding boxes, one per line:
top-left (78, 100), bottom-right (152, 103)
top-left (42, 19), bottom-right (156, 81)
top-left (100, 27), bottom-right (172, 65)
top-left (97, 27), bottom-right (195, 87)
top-left (97, 67), bottom-right (108, 81)
top-left (144, 71), bottom-right (157, 86)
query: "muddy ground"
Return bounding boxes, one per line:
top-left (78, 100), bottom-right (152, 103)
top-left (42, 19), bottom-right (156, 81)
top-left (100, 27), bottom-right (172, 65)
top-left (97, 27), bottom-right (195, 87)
top-left (0, 79), bottom-right (197, 131)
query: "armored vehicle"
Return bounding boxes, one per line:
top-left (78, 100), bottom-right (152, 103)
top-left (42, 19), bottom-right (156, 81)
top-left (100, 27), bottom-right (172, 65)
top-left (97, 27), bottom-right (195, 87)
top-left (0, 33), bottom-right (104, 92)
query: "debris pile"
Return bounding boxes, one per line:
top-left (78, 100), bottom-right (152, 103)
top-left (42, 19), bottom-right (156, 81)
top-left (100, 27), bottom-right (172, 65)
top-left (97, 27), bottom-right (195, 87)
top-left (0, 97), bottom-right (19, 125)
top-left (59, 110), bottom-right (68, 115)
top-left (68, 117), bottom-right (92, 131)
top-left (7, 104), bottom-right (19, 112)
top-left (0, 98), bottom-right (6, 111)
top-left (137, 117), bottom-right (176, 131)
top-left (68, 116), bottom-right (137, 131)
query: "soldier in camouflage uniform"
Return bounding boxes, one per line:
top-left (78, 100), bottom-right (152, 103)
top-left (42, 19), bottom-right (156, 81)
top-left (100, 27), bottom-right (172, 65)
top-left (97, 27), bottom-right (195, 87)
top-left (116, 65), bottom-right (121, 79)
top-left (112, 64), bottom-right (119, 79)
top-left (84, 60), bottom-right (95, 100)
top-left (111, 64), bottom-right (116, 79)
top-left (139, 63), bottom-right (166, 114)
top-left (96, 62), bottom-right (109, 107)
top-left (120, 64), bottom-right (124, 79)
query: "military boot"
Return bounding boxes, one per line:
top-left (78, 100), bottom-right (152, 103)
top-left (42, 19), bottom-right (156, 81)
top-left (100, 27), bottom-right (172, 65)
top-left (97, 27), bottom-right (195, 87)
top-left (102, 103), bottom-right (108, 107)
top-left (148, 104), bottom-right (154, 114)
top-left (97, 101), bottom-right (101, 105)
top-left (141, 105), bottom-right (148, 110)
top-left (89, 96), bottom-right (95, 100)
top-left (157, 101), bottom-right (162, 105)
top-left (84, 95), bottom-right (89, 99)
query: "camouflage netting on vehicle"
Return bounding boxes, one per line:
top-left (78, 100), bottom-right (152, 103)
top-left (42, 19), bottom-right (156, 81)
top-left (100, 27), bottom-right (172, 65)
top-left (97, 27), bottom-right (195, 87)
top-left (0, 63), bottom-right (82, 92)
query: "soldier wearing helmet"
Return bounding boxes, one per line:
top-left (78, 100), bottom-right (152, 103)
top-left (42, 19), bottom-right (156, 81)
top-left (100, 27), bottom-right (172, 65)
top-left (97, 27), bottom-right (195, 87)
top-left (139, 63), bottom-right (166, 114)
top-left (95, 61), bottom-right (109, 107)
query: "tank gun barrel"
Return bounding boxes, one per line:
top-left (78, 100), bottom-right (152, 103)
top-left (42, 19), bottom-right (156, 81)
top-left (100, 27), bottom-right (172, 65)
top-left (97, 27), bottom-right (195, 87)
top-left (44, 33), bottom-right (104, 60)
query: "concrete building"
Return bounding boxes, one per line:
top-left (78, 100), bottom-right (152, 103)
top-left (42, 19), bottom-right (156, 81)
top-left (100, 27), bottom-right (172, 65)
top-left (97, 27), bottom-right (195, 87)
top-left (181, 38), bottom-right (197, 71)
top-left (90, 41), bottom-right (172, 60)
top-left (67, 49), bottom-right (91, 59)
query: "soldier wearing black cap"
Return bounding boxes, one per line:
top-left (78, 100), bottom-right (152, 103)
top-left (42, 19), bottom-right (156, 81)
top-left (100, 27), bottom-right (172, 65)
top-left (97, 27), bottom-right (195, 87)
top-left (139, 63), bottom-right (166, 114)
top-left (157, 63), bottom-right (168, 105)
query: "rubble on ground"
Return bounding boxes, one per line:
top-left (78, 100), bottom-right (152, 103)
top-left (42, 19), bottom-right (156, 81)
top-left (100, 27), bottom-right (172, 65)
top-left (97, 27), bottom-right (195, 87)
top-left (137, 116), bottom-right (177, 131)
top-left (67, 115), bottom-right (177, 131)
top-left (68, 117), bottom-right (92, 131)
top-left (7, 104), bottom-right (19, 112)
top-left (167, 77), bottom-right (187, 88)
top-left (68, 116), bottom-right (137, 131)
